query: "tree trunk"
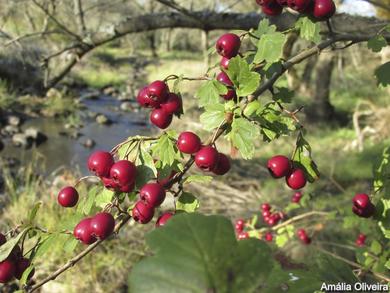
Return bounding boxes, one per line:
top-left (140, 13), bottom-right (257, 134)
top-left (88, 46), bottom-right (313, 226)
top-left (305, 53), bottom-right (335, 122)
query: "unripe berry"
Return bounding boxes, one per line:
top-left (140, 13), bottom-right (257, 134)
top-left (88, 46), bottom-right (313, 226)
top-left (0, 233), bottom-right (6, 246)
top-left (156, 212), bottom-right (174, 227)
top-left (87, 151), bottom-right (114, 177)
top-left (110, 160), bottom-right (137, 189)
top-left (265, 232), bottom-right (273, 242)
top-left (195, 146), bottom-right (219, 171)
top-left (73, 218), bottom-right (97, 245)
top-left (220, 57), bottom-right (230, 70)
top-left (212, 153), bottom-right (231, 175)
top-left (216, 72), bottom-right (236, 101)
top-left (286, 168), bottom-right (307, 190)
top-left (14, 258), bottom-right (34, 280)
top-left (238, 232), bottom-right (249, 240)
top-left (150, 108), bottom-right (173, 129)
top-left (132, 200), bottom-right (155, 224)
top-left (0, 259), bottom-right (16, 283)
top-left (137, 86), bottom-right (160, 108)
top-left (147, 80), bottom-right (169, 103)
top-left (91, 212), bottom-right (115, 240)
top-left (160, 93), bottom-right (183, 115)
top-left (57, 186), bottom-right (79, 207)
top-left (267, 155), bottom-right (291, 178)
top-left (177, 131), bottom-right (202, 154)
top-left (313, 0), bottom-right (336, 20)
top-left (215, 33), bottom-right (241, 58)
top-left (140, 183), bottom-right (166, 208)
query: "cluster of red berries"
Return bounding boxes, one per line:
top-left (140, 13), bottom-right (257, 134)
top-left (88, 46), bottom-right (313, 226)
top-left (0, 234), bottom-right (34, 284)
top-left (267, 155), bottom-right (307, 190)
top-left (352, 193), bottom-right (375, 218)
top-left (177, 131), bottom-right (231, 175)
top-left (291, 191), bottom-right (303, 203)
top-left (73, 212), bottom-right (115, 245)
top-left (235, 218), bottom-right (274, 242)
top-left (256, 0), bottom-right (336, 20)
top-left (137, 80), bottom-right (183, 129)
top-left (261, 203), bottom-right (285, 226)
top-left (215, 33), bottom-right (241, 100)
top-left (355, 233), bottom-right (366, 247)
top-left (297, 228), bottom-right (311, 244)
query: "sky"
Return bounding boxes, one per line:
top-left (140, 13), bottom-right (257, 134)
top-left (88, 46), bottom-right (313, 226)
top-left (339, 0), bottom-right (376, 16)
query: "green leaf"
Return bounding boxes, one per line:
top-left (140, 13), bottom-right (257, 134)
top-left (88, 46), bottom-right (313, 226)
top-left (292, 133), bottom-right (320, 182)
top-left (367, 35), bottom-right (387, 53)
top-left (176, 192), bottom-right (200, 213)
top-left (63, 235), bottom-right (79, 253)
top-left (27, 202), bottom-right (42, 223)
top-left (243, 100), bottom-right (261, 117)
top-left (19, 265), bottom-right (35, 286)
top-left (152, 134), bottom-right (178, 167)
top-left (195, 80), bottom-right (227, 107)
top-left (200, 103), bottom-right (225, 131)
top-left (183, 175), bottom-right (213, 185)
top-left (226, 117), bottom-right (259, 160)
top-left (136, 146), bottom-right (158, 187)
top-left (0, 228), bottom-right (30, 262)
top-left (79, 186), bottom-right (98, 215)
top-left (128, 213), bottom-right (274, 293)
top-left (385, 259), bottom-right (390, 270)
top-left (275, 234), bottom-right (289, 248)
top-left (95, 189), bottom-right (115, 208)
top-left (33, 234), bottom-right (59, 258)
top-left (370, 240), bottom-right (382, 255)
top-left (375, 62), bottom-right (390, 87)
top-left (295, 16), bottom-right (321, 43)
top-left (254, 32), bottom-right (287, 64)
top-left (226, 56), bottom-right (261, 96)
top-left (273, 87), bottom-right (294, 103)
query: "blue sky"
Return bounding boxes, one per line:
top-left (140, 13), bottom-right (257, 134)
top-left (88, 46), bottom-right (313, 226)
top-left (339, 0), bottom-right (376, 16)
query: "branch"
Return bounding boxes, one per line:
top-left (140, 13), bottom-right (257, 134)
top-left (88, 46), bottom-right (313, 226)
top-left (73, 0), bottom-right (87, 35)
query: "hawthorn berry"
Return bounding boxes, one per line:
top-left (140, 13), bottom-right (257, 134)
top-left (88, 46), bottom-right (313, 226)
top-left (160, 93), bottom-right (182, 115)
top-left (91, 212), bottom-right (115, 240)
top-left (140, 183), bottom-right (166, 207)
top-left (297, 229), bottom-right (311, 244)
top-left (177, 131), bottom-right (202, 154)
top-left (215, 33), bottom-right (241, 58)
top-left (150, 108), bottom-right (173, 129)
top-left (216, 72), bottom-right (236, 101)
top-left (267, 155), bottom-right (291, 178)
top-left (352, 193), bottom-right (375, 218)
top-left (74, 218), bottom-right (97, 245)
top-left (0, 233), bottom-right (6, 246)
top-left (14, 258), bottom-right (34, 280)
top-left (132, 200), bottom-right (155, 224)
top-left (262, 210), bottom-right (271, 218)
top-left (238, 232), bottom-right (249, 240)
top-left (235, 219), bottom-right (245, 232)
top-left (87, 151), bottom-right (114, 177)
top-left (101, 176), bottom-right (120, 191)
top-left (312, 0), bottom-right (336, 20)
top-left (265, 232), bottom-right (273, 242)
top-left (110, 160), bottom-right (137, 190)
top-left (212, 153), bottom-right (231, 175)
top-left (156, 212), bottom-right (174, 227)
top-left (57, 186), bottom-right (79, 207)
top-left (261, 2), bottom-right (283, 16)
top-left (195, 146), bottom-right (219, 171)
top-left (276, 0), bottom-right (288, 5)
top-left (0, 259), bottom-right (16, 283)
top-left (137, 86), bottom-right (160, 108)
top-left (287, 0), bottom-right (312, 11)
top-left (220, 57), bottom-right (230, 70)
top-left (146, 80), bottom-right (169, 103)
top-left (355, 233), bottom-right (366, 247)
top-left (286, 168), bottom-right (307, 190)
top-left (292, 191), bottom-right (303, 203)
top-left (261, 203), bottom-right (271, 211)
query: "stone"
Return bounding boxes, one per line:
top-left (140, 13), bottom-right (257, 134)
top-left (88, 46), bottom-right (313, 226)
top-left (80, 91), bottom-right (100, 100)
top-left (2, 125), bottom-right (20, 136)
top-left (24, 127), bottom-right (48, 145)
top-left (81, 138), bottom-right (95, 148)
top-left (120, 102), bottom-right (134, 112)
top-left (103, 86), bottom-right (118, 96)
top-left (7, 115), bottom-right (22, 126)
top-left (96, 114), bottom-right (112, 125)
top-left (12, 133), bottom-right (32, 148)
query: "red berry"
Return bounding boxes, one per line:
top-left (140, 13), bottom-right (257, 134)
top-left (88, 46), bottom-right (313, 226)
top-left (297, 229), bottom-right (311, 244)
top-left (0, 259), bottom-right (16, 283)
top-left (235, 219), bottom-right (245, 232)
top-left (156, 212), bottom-right (174, 227)
top-left (313, 0), bottom-right (335, 20)
top-left (276, 0), bottom-right (288, 5)
top-left (150, 108), bottom-right (173, 129)
top-left (101, 176), bottom-right (120, 191)
top-left (238, 232), bottom-right (249, 240)
top-left (261, 203), bottom-right (271, 211)
top-left (262, 210), bottom-right (271, 218)
top-left (140, 183), bottom-right (166, 208)
top-left (132, 200), bottom-right (155, 224)
top-left (301, 236), bottom-right (311, 245)
top-left (137, 86), bottom-right (160, 108)
top-left (267, 155), bottom-right (291, 178)
top-left (287, 0), bottom-right (312, 11)
top-left (160, 93), bottom-right (182, 115)
top-left (57, 186), bottom-right (79, 207)
top-left (267, 216), bottom-right (277, 226)
top-left (87, 151), bottom-right (114, 177)
top-left (216, 72), bottom-right (236, 101)
top-left (147, 80), bottom-right (169, 103)
top-left (220, 57), bottom-right (230, 70)
top-left (91, 212), bottom-right (115, 240)
top-left (212, 153), bottom-right (231, 175)
top-left (358, 233), bottom-right (366, 241)
top-left (355, 238), bottom-right (364, 247)
top-left (261, 2), bottom-right (283, 16)
top-left (0, 233), bottom-right (6, 246)
top-left (297, 229), bottom-right (306, 237)
top-left (352, 194), bottom-right (370, 210)
top-left (74, 218), bottom-right (97, 245)
top-left (177, 131), bottom-right (202, 154)
top-left (286, 168), bottom-right (307, 190)
top-left (215, 33), bottom-right (241, 58)
top-left (292, 192), bottom-right (302, 203)
top-left (14, 258), bottom-right (34, 280)
top-left (110, 160), bottom-right (137, 189)
top-left (352, 204), bottom-right (375, 218)
top-left (195, 146), bottom-right (219, 171)
top-left (265, 232), bottom-right (273, 242)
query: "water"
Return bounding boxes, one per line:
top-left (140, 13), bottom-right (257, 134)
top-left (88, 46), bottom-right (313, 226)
top-left (1, 95), bottom-right (151, 174)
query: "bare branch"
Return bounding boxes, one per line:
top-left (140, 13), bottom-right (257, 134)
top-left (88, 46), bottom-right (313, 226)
top-left (73, 0), bottom-right (87, 35)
